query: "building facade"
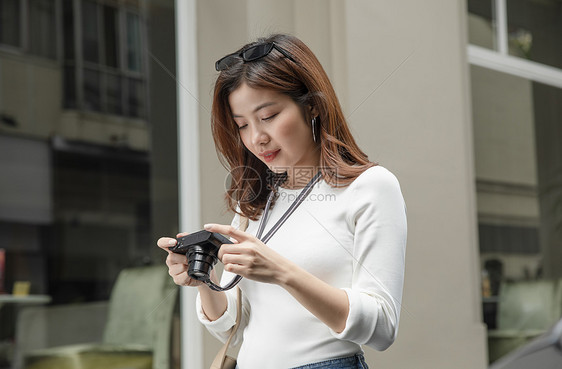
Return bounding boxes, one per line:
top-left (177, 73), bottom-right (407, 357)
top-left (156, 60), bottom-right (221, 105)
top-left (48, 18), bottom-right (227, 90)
top-left (1, 0), bottom-right (560, 368)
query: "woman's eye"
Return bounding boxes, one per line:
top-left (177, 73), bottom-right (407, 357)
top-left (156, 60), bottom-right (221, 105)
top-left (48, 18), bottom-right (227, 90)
top-left (262, 113), bottom-right (278, 121)
top-left (238, 124), bottom-right (247, 130)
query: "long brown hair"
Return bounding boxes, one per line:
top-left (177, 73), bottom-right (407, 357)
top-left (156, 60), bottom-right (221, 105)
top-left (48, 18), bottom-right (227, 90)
top-left (211, 33), bottom-right (376, 221)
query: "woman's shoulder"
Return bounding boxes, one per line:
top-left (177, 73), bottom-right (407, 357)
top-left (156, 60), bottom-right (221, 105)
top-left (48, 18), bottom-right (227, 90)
top-left (350, 165), bottom-right (402, 193)
top-left (341, 165), bottom-right (405, 221)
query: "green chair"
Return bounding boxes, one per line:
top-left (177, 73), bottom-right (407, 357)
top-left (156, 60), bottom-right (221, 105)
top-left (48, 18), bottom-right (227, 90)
top-left (487, 279), bottom-right (562, 363)
top-left (19, 265), bottom-right (178, 369)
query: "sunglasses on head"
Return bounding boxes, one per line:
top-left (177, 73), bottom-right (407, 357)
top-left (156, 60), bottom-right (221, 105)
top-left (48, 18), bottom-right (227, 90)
top-left (215, 42), bottom-right (296, 71)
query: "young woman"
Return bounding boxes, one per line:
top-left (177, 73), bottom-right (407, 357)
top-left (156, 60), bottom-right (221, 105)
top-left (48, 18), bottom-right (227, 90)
top-left (158, 33), bottom-right (407, 369)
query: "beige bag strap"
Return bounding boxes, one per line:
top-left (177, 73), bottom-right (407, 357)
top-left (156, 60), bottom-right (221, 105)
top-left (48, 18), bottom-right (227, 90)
top-left (209, 215), bottom-right (248, 369)
top-left (239, 215), bottom-right (249, 233)
top-left (210, 287), bottom-right (242, 369)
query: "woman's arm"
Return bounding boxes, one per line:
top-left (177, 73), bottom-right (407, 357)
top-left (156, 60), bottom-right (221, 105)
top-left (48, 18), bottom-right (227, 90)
top-left (196, 270), bottom-right (228, 321)
top-left (334, 166), bottom-right (407, 350)
top-left (280, 262), bottom-right (350, 333)
top-left (204, 223), bottom-right (350, 333)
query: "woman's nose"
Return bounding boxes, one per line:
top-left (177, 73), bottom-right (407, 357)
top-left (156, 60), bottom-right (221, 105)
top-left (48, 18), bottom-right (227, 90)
top-left (250, 125), bottom-right (269, 146)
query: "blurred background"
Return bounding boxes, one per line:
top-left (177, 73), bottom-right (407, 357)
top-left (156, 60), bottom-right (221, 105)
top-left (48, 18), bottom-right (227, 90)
top-left (0, 0), bottom-right (560, 368)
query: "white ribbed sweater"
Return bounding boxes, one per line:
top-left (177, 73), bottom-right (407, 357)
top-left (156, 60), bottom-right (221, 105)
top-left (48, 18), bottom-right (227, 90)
top-left (196, 166), bottom-right (407, 369)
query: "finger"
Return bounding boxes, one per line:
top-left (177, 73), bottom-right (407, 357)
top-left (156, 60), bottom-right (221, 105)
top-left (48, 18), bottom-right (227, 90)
top-left (176, 232), bottom-right (189, 238)
top-left (166, 252), bottom-right (188, 267)
top-left (221, 251), bottom-right (247, 266)
top-left (204, 223), bottom-right (252, 243)
top-left (168, 261), bottom-right (188, 276)
top-left (172, 273), bottom-right (193, 287)
top-left (223, 262), bottom-right (245, 275)
top-left (218, 243), bottom-right (243, 260)
top-left (158, 237), bottom-right (178, 250)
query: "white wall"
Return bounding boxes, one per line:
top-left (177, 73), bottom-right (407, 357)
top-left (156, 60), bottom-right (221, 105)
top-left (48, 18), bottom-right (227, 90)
top-left (342, 1), bottom-right (486, 367)
top-left (190, 1), bottom-right (487, 367)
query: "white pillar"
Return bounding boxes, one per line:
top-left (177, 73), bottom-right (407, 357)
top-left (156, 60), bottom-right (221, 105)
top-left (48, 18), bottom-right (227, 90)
top-left (175, 1), bottom-right (203, 368)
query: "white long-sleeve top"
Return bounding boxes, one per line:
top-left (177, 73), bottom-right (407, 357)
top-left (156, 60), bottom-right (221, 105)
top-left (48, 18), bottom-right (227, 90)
top-left (196, 166), bottom-right (407, 369)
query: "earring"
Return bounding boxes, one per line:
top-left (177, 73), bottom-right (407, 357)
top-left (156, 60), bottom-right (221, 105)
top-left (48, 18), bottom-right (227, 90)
top-left (311, 116), bottom-right (318, 143)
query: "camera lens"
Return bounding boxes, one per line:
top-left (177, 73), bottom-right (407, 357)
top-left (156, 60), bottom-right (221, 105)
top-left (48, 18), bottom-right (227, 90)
top-left (186, 244), bottom-right (219, 281)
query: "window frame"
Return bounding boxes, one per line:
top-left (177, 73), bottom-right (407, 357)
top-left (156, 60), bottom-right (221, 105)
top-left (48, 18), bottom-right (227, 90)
top-left (0, 0), bottom-right (147, 119)
top-left (0, 0), bottom-right (62, 60)
top-left (467, 0), bottom-right (562, 89)
top-left (66, 0), bottom-right (148, 119)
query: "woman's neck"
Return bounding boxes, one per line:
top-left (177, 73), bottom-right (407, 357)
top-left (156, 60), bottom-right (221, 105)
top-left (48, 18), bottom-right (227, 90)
top-left (277, 149), bottom-right (321, 189)
top-left (279, 167), bottom-right (319, 189)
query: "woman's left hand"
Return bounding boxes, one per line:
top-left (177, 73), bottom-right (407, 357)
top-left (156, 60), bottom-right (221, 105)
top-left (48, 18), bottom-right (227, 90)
top-left (204, 223), bottom-right (291, 285)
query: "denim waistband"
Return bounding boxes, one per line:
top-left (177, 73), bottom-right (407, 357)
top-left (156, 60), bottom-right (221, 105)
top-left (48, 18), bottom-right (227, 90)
top-left (289, 353), bottom-right (369, 369)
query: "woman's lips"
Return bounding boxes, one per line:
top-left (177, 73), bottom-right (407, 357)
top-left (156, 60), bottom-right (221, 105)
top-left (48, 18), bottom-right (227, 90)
top-left (262, 149), bottom-right (280, 163)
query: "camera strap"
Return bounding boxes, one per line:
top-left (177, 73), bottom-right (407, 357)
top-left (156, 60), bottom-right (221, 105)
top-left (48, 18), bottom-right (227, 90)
top-left (206, 170), bottom-right (323, 291)
top-left (257, 170), bottom-right (323, 242)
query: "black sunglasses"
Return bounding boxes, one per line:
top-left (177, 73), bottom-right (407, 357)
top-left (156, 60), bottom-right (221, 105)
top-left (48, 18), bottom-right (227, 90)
top-left (215, 42), bottom-right (296, 71)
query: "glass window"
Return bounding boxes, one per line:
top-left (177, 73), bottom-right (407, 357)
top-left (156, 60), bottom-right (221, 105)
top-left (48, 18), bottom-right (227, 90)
top-left (470, 64), bottom-right (562, 363)
top-left (127, 77), bottom-right (145, 118)
top-left (63, 65), bottom-right (77, 109)
top-left (0, 2), bottom-right (176, 368)
top-left (0, 0), bottom-right (21, 47)
top-left (63, 0), bottom-right (147, 118)
top-left (106, 73), bottom-right (122, 115)
top-left (506, 0), bottom-right (562, 69)
top-left (82, 0), bottom-right (99, 63)
top-left (103, 5), bottom-right (119, 68)
top-left (29, 0), bottom-right (57, 59)
top-left (83, 67), bottom-right (101, 111)
top-left (63, 0), bottom-right (75, 60)
top-left (51, 149), bottom-right (152, 302)
top-left (126, 12), bottom-right (141, 72)
top-left (467, 0), bottom-right (495, 49)
top-left (479, 224), bottom-right (540, 255)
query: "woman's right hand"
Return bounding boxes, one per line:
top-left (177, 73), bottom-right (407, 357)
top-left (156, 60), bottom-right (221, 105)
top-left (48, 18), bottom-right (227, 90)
top-left (158, 232), bottom-right (228, 320)
top-left (157, 232), bottom-right (204, 287)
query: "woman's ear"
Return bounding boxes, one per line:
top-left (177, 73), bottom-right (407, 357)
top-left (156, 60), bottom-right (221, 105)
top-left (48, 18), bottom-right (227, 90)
top-left (309, 105), bottom-right (319, 119)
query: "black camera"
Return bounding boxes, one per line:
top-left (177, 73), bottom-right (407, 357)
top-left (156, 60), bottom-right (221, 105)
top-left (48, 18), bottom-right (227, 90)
top-left (169, 230), bottom-right (241, 291)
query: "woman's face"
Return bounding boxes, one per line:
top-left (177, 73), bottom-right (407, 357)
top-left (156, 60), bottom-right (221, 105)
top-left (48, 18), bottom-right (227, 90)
top-left (229, 83), bottom-right (319, 185)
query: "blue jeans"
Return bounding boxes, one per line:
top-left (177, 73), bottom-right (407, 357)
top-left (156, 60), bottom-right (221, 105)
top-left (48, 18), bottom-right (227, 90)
top-left (290, 353), bottom-right (369, 369)
top-left (235, 353), bottom-right (369, 369)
